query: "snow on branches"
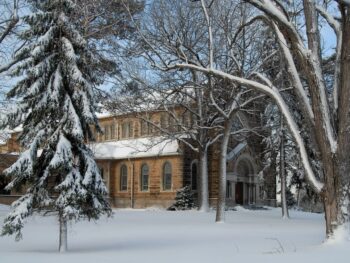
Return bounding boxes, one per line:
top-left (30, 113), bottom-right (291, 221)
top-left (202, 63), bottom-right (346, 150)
top-left (1, 0), bottom-right (111, 241)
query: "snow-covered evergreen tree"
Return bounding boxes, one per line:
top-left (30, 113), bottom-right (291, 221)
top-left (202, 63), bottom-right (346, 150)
top-left (0, 0), bottom-right (111, 252)
top-left (168, 186), bottom-right (195, 211)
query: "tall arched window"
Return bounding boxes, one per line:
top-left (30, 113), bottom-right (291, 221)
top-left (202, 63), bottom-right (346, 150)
top-left (191, 161), bottom-right (198, 190)
top-left (141, 164), bottom-right (149, 191)
top-left (120, 165), bottom-right (128, 191)
top-left (163, 162), bottom-right (172, 190)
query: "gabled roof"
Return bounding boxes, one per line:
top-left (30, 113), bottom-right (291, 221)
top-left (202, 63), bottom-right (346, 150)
top-left (227, 142), bottom-right (247, 161)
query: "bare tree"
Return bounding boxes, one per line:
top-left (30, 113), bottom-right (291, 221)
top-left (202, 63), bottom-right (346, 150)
top-left (144, 0), bottom-right (349, 237)
top-left (108, 69), bottom-right (222, 212)
top-left (126, 0), bottom-right (350, 237)
top-left (0, 0), bottom-right (19, 74)
top-left (119, 0), bottom-right (271, 217)
top-left (0, 0), bottom-right (22, 132)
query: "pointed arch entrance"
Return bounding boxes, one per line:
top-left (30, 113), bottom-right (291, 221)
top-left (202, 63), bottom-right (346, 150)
top-left (226, 153), bottom-right (260, 206)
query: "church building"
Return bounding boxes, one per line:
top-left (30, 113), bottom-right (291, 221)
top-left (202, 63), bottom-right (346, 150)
top-left (0, 110), bottom-right (276, 208)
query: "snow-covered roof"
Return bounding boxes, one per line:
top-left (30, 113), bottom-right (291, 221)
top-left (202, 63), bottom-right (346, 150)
top-left (96, 110), bottom-right (114, 119)
top-left (89, 136), bottom-right (180, 160)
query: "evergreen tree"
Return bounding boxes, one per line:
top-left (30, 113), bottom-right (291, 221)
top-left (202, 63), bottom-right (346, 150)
top-left (168, 186), bottom-right (195, 211)
top-left (0, 0), bottom-right (111, 252)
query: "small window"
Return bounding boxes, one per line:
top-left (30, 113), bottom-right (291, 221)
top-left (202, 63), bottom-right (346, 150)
top-left (105, 126), bottom-right (109, 140)
top-left (182, 111), bottom-right (192, 128)
top-left (141, 119), bottom-right (149, 136)
top-left (91, 126), bottom-right (97, 141)
top-left (122, 122), bottom-right (128, 138)
top-left (110, 124), bottom-right (115, 139)
top-left (163, 162), bottom-right (172, 190)
top-left (160, 113), bottom-right (167, 130)
top-left (96, 128), bottom-right (101, 141)
top-left (191, 162), bottom-right (197, 190)
top-left (168, 114), bottom-right (176, 132)
top-left (122, 121), bottom-right (134, 138)
top-left (120, 165), bottom-right (128, 191)
top-left (141, 164), bottom-right (149, 191)
top-left (129, 122), bottom-right (133, 137)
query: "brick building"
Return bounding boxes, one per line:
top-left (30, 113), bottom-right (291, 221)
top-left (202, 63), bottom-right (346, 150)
top-left (0, 110), bottom-right (276, 208)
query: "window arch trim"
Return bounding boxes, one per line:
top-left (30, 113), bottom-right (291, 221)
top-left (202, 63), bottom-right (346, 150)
top-left (162, 161), bottom-right (172, 191)
top-left (140, 163), bottom-right (149, 192)
top-left (120, 164), bottom-right (128, 191)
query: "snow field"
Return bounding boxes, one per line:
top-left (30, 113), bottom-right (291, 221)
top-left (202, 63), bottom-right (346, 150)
top-left (0, 206), bottom-right (349, 263)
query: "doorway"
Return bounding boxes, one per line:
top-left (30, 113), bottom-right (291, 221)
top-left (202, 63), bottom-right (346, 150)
top-left (235, 182), bottom-right (243, 205)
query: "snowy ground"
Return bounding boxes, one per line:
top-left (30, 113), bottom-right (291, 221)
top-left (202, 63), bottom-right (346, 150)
top-left (0, 205), bottom-right (349, 263)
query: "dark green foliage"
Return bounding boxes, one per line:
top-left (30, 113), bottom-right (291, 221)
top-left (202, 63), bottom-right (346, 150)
top-left (1, 0), bottom-right (111, 241)
top-left (286, 188), bottom-right (296, 208)
top-left (168, 185), bottom-right (195, 211)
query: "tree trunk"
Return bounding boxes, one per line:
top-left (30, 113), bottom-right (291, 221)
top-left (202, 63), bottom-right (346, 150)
top-left (331, 7), bottom-right (350, 237)
top-left (280, 116), bottom-right (289, 219)
top-left (215, 121), bottom-right (232, 223)
top-left (297, 0), bottom-right (339, 236)
top-left (322, 157), bottom-right (339, 237)
top-left (198, 148), bottom-right (209, 212)
top-left (59, 213), bottom-right (68, 253)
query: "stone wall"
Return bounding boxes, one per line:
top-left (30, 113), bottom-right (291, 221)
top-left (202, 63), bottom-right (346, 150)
top-left (96, 154), bottom-right (184, 209)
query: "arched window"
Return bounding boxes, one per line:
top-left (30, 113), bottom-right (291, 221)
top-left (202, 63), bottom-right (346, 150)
top-left (141, 164), bottom-right (149, 191)
top-left (120, 165), bottom-right (128, 191)
top-left (191, 161), bottom-right (198, 190)
top-left (163, 162), bottom-right (172, 190)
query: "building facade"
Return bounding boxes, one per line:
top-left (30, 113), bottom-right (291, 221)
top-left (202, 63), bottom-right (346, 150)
top-left (0, 111), bottom-right (276, 208)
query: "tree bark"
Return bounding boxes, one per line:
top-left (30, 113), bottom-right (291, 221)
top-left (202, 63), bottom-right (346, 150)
top-left (215, 120), bottom-right (232, 223)
top-left (333, 5), bottom-right (350, 235)
top-left (280, 116), bottom-right (289, 219)
top-left (59, 213), bottom-right (68, 253)
top-left (198, 148), bottom-right (209, 212)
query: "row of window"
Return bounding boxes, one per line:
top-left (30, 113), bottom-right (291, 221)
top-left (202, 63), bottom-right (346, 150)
top-left (94, 121), bottom-right (133, 141)
top-left (119, 162), bottom-right (173, 192)
top-left (117, 161), bottom-right (198, 192)
top-left (93, 111), bottom-right (194, 142)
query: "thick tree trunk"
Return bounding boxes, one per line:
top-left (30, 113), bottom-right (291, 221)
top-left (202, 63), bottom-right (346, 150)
top-left (215, 121), bottom-right (232, 223)
top-left (280, 117), bottom-right (289, 219)
top-left (301, 0), bottom-right (339, 237)
top-left (198, 148), bottom-right (209, 212)
top-left (332, 7), bottom-right (350, 236)
top-left (322, 157), bottom-right (338, 237)
top-left (59, 213), bottom-right (68, 253)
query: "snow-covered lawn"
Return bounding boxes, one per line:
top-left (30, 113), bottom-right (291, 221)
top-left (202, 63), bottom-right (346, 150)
top-left (0, 205), bottom-right (349, 263)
